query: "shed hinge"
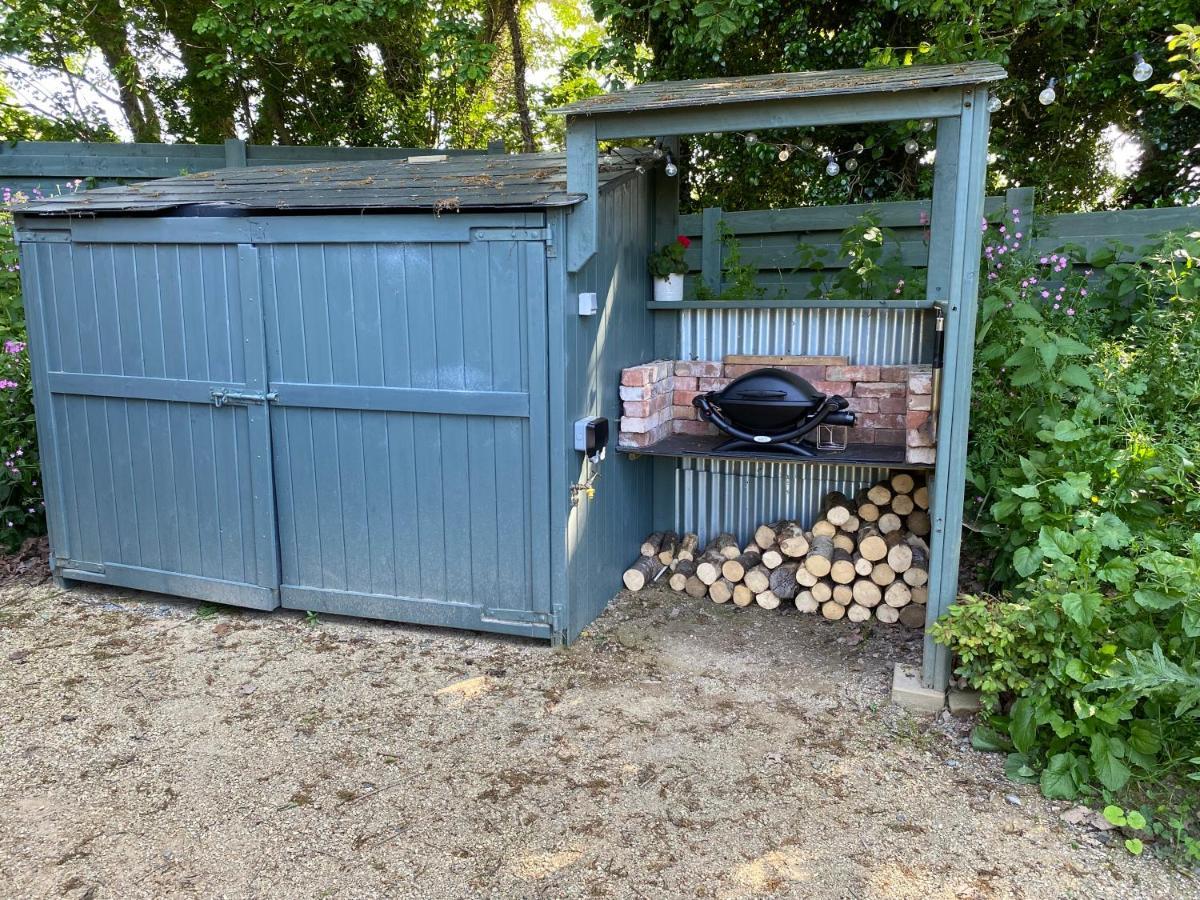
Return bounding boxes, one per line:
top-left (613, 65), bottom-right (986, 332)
top-left (469, 227), bottom-right (549, 242)
top-left (53, 555), bottom-right (105, 574)
top-left (210, 388), bottom-right (276, 408)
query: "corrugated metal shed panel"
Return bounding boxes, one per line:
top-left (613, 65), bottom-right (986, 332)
top-left (679, 307), bottom-right (933, 364)
top-left (554, 63), bottom-right (1006, 116)
top-left (17, 151), bottom-right (645, 216)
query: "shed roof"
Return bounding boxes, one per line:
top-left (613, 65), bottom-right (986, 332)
top-left (553, 62), bottom-right (1006, 117)
top-left (16, 151), bottom-right (645, 217)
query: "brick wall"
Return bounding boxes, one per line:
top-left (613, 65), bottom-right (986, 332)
top-left (619, 356), bottom-right (936, 465)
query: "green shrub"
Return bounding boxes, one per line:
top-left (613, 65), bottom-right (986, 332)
top-left (1, 192), bottom-right (45, 550)
top-left (933, 218), bottom-right (1200, 858)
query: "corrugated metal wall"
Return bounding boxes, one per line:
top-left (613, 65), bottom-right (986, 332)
top-left (672, 307), bottom-right (932, 541)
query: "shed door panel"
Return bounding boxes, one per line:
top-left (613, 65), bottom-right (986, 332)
top-left (29, 241), bottom-right (278, 608)
top-left (261, 238), bottom-right (551, 636)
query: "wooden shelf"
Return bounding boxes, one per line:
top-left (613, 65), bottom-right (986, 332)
top-left (616, 434), bottom-right (930, 469)
top-left (646, 298), bottom-right (938, 311)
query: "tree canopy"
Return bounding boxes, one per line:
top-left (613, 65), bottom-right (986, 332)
top-left (0, 1), bottom-right (1194, 212)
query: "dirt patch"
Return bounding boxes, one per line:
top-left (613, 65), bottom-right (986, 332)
top-left (0, 535), bottom-right (50, 587)
top-left (0, 579), bottom-right (1194, 898)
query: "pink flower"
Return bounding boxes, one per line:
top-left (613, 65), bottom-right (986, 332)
top-left (1080, 288), bottom-right (1088, 296)
top-left (3, 340), bottom-right (25, 355)
top-left (1052, 303), bottom-right (1060, 310)
top-left (919, 210), bottom-right (930, 226)
top-left (1066, 308), bottom-right (1075, 316)
top-left (1040, 257), bottom-right (1049, 264)
top-left (1041, 290), bottom-right (1050, 298)
top-left (0, 379), bottom-right (17, 390)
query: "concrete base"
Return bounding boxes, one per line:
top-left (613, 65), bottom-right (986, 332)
top-left (948, 689), bottom-right (982, 717)
top-left (891, 663), bottom-right (946, 713)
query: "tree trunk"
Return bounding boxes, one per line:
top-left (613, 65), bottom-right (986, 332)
top-left (504, 0), bottom-right (536, 152)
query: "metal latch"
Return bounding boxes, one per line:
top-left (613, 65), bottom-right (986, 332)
top-left (211, 388), bottom-right (277, 407)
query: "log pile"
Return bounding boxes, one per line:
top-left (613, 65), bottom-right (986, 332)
top-left (623, 472), bottom-right (932, 628)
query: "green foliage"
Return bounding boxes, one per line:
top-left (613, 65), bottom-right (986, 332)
top-left (590, 1), bottom-right (1200, 210)
top-left (1150, 24), bottom-right (1200, 110)
top-left (932, 219), bottom-right (1200, 857)
top-left (692, 222), bottom-right (767, 302)
top-left (0, 201), bottom-right (43, 552)
top-left (796, 213), bottom-right (927, 300)
top-left (647, 235), bottom-right (690, 278)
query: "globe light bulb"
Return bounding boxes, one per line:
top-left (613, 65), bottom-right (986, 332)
top-left (1038, 78), bottom-right (1057, 106)
top-left (800, 137), bottom-right (814, 150)
top-left (652, 146), bottom-right (664, 159)
top-left (845, 158), bottom-right (859, 172)
top-left (1132, 53), bottom-right (1153, 83)
top-left (825, 157), bottom-right (840, 176)
top-left (745, 132), bottom-right (758, 145)
top-left (635, 164), bottom-right (646, 174)
top-left (777, 148), bottom-right (790, 162)
top-left (852, 142), bottom-right (864, 154)
top-left (664, 161), bottom-right (678, 177)
top-left (904, 139), bottom-right (919, 154)
top-left (987, 94), bottom-right (1002, 113)
top-left (920, 119), bottom-right (935, 132)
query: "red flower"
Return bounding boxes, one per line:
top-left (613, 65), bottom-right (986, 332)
top-left (676, 235), bottom-right (692, 249)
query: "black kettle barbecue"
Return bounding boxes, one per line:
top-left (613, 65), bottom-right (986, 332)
top-left (692, 367), bottom-right (855, 457)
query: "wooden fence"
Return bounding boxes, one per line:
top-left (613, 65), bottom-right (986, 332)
top-left (679, 187), bottom-right (1199, 301)
top-left (0, 138), bottom-right (504, 195)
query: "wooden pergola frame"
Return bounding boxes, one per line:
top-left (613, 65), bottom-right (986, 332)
top-left (557, 63), bottom-right (1004, 689)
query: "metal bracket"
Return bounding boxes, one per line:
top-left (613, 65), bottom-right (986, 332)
top-left (52, 555), bottom-right (105, 574)
top-left (470, 227), bottom-right (548, 242)
top-left (211, 388), bottom-right (277, 408)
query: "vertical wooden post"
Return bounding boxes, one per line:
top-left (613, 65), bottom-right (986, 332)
top-left (651, 137), bottom-right (681, 532)
top-left (224, 138), bottom-right (247, 168)
top-left (701, 206), bottom-right (723, 296)
top-left (565, 117), bottom-right (598, 272)
top-left (922, 88), bottom-right (992, 691)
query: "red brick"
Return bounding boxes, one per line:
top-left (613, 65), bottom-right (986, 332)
top-left (875, 428), bottom-right (905, 446)
top-left (618, 424), bottom-right (670, 448)
top-left (906, 410), bottom-right (929, 430)
top-left (854, 381), bottom-right (906, 398)
top-left (675, 359), bottom-right (723, 378)
top-left (672, 419), bottom-right (718, 436)
top-left (878, 396), bottom-right (906, 414)
top-left (859, 413), bottom-right (906, 430)
top-left (907, 429), bottom-right (933, 448)
top-left (907, 393), bottom-right (932, 411)
top-left (673, 389), bottom-right (700, 407)
top-left (672, 375), bottom-right (698, 391)
top-left (827, 365), bottom-right (880, 382)
top-left (780, 365), bottom-right (829, 383)
top-left (619, 384), bottom-right (650, 402)
top-left (812, 380), bottom-right (853, 397)
top-left (907, 446), bottom-right (936, 465)
top-left (697, 377), bottom-right (731, 392)
top-left (908, 368), bottom-right (933, 395)
top-left (624, 392), bottom-right (669, 417)
top-left (621, 409), bottom-right (669, 434)
top-left (880, 365), bottom-right (911, 382)
top-left (621, 364), bottom-right (658, 387)
top-left (672, 404), bottom-right (698, 421)
top-left (852, 428), bottom-right (875, 444)
top-left (847, 397), bottom-right (879, 414)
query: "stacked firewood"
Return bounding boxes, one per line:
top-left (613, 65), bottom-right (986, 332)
top-left (622, 472), bottom-right (931, 627)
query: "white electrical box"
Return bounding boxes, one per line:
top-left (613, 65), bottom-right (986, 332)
top-left (578, 292), bottom-right (598, 316)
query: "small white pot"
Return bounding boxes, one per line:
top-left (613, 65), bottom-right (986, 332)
top-left (653, 273), bottom-right (684, 303)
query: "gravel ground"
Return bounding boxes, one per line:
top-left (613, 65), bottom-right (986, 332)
top-left (0, 578), bottom-right (1195, 899)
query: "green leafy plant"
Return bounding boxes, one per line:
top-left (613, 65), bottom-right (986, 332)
top-left (693, 222), bottom-right (766, 302)
top-left (1150, 23), bottom-right (1200, 111)
top-left (797, 213), bottom-right (927, 301)
top-left (647, 234), bottom-right (691, 278)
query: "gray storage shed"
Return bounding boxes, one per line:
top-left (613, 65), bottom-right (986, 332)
top-left (14, 151), bottom-right (658, 642)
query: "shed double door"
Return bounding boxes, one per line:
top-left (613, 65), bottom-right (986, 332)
top-left (259, 233), bottom-right (553, 637)
top-left (32, 222), bottom-right (552, 638)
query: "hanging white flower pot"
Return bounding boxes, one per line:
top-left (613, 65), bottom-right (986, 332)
top-left (653, 273), bottom-right (684, 303)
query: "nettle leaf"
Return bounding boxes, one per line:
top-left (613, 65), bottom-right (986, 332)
top-left (1059, 363), bottom-right (1093, 390)
top-left (1010, 366), bottom-right (1043, 387)
top-left (1055, 336), bottom-right (1093, 356)
top-left (1133, 588), bottom-right (1180, 611)
top-left (1011, 484), bottom-right (1040, 499)
top-left (1038, 340), bottom-right (1059, 369)
top-left (1062, 591), bottom-right (1102, 628)
top-left (1093, 513), bottom-right (1132, 550)
top-left (1040, 752), bottom-right (1080, 799)
top-left (1183, 604), bottom-right (1200, 639)
top-left (1009, 697), bottom-right (1037, 752)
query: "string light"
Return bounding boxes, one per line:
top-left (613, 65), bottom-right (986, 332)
top-left (852, 142), bottom-right (864, 154)
top-left (920, 119), bottom-right (935, 132)
top-left (777, 147), bottom-right (791, 162)
top-left (904, 138), bottom-right (919, 154)
top-left (987, 94), bottom-right (1002, 113)
top-left (1038, 78), bottom-right (1057, 106)
top-left (744, 132), bottom-right (759, 145)
top-left (844, 158), bottom-right (858, 172)
top-left (1132, 52), bottom-right (1153, 83)
top-left (664, 151), bottom-right (678, 177)
top-left (825, 156), bottom-right (840, 176)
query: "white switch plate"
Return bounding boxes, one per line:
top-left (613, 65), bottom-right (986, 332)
top-left (578, 292), bottom-right (598, 316)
